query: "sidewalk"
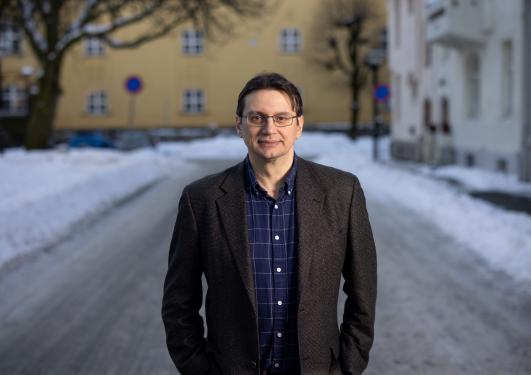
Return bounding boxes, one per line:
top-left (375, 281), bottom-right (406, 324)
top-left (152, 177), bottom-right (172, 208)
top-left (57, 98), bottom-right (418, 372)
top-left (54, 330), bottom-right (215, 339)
top-left (385, 160), bottom-right (531, 216)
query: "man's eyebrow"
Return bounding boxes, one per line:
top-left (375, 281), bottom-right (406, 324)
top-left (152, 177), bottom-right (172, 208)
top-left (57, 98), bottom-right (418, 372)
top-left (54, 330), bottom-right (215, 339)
top-left (248, 111), bottom-right (292, 115)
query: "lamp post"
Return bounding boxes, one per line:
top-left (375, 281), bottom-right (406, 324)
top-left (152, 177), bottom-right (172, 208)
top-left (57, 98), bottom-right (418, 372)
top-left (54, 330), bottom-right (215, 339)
top-left (365, 48), bottom-right (385, 161)
top-left (365, 27), bottom-right (387, 161)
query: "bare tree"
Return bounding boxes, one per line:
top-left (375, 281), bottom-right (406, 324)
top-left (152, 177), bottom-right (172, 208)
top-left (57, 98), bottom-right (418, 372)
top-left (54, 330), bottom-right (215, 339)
top-left (1, 0), bottom-right (268, 149)
top-left (310, 0), bottom-right (380, 139)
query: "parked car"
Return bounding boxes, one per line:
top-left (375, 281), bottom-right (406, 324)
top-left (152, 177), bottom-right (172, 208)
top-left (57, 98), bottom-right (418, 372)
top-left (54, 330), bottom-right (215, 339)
top-left (68, 131), bottom-right (115, 148)
top-left (115, 130), bottom-right (155, 151)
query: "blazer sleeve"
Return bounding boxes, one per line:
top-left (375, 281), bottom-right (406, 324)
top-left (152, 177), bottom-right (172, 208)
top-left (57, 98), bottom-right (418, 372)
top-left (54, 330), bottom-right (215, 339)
top-left (161, 187), bottom-right (212, 375)
top-left (340, 176), bottom-right (377, 375)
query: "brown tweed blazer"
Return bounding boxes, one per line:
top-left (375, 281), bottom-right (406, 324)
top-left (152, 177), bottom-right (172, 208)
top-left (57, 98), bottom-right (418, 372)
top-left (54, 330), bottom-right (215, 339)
top-left (162, 157), bottom-right (377, 375)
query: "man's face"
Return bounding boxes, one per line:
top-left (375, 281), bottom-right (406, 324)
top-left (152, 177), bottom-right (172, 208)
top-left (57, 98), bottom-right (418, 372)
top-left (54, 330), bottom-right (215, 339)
top-left (236, 89), bottom-right (303, 164)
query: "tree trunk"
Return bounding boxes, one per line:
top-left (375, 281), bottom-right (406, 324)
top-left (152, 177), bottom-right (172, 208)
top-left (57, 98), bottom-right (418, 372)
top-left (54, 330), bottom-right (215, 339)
top-left (24, 59), bottom-right (61, 149)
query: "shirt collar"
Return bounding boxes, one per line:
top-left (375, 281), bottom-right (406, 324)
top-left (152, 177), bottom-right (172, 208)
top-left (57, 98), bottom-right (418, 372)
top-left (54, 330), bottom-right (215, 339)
top-left (244, 154), bottom-right (298, 196)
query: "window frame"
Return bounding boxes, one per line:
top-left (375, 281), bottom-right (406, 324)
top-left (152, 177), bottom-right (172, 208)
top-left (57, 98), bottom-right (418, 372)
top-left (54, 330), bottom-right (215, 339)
top-left (181, 30), bottom-right (204, 55)
top-left (182, 88), bottom-right (205, 114)
top-left (86, 90), bottom-right (108, 116)
top-left (279, 28), bottom-right (302, 54)
top-left (466, 53), bottom-right (481, 119)
top-left (0, 20), bottom-right (22, 55)
top-left (85, 37), bottom-right (106, 57)
top-left (0, 84), bottom-right (27, 114)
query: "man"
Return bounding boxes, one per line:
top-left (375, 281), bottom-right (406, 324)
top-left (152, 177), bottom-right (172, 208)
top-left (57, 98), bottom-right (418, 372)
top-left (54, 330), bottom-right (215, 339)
top-left (162, 73), bottom-right (377, 375)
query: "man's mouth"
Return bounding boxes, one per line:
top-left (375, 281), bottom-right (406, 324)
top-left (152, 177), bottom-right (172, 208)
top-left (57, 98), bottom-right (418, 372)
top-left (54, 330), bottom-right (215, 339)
top-left (258, 140), bottom-right (280, 145)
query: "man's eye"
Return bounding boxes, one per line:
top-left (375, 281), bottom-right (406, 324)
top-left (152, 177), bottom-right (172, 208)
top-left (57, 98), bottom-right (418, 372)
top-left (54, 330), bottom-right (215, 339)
top-left (250, 114), bottom-right (263, 122)
top-left (275, 115), bottom-right (289, 122)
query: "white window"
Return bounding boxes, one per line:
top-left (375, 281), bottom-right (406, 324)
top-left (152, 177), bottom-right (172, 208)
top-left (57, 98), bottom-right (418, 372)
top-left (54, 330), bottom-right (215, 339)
top-left (86, 90), bottom-right (107, 116)
top-left (394, 0), bottom-right (401, 48)
top-left (501, 40), bottom-right (513, 118)
top-left (279, 28), bottom-right (301, 53)
top-left (0, 20), bottom-right (22, 55)
top-left (85, 37), bottom-right (105, 57)
top-left (0, 85), bottom-right (27, 114)
top-left (182, 30), bottom-right (204, 55)
top-left (183, 89), bottom-right (204, 113)
top-left (393, 74), bottom-right (401, 122)
top-left (466, 53), bottom-right (481, 119)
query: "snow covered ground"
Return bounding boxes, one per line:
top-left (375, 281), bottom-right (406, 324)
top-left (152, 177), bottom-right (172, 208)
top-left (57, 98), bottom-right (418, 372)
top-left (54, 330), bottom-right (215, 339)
top-left (1, 133), bottom-right (530, 284)
top-left (0, 148), bottom-right (191, 266)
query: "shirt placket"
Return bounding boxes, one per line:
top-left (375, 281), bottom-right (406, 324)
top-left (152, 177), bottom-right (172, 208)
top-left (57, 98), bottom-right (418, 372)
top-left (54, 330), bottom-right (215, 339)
top-left (270, 194), bottom-right (287, 372)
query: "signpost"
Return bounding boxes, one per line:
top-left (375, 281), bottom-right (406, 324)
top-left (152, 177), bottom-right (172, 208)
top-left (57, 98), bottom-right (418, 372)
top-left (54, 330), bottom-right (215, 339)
top-left (365, 37), bottom-right (388, 162)
top-left (124, 75), bottom-right (143, 128)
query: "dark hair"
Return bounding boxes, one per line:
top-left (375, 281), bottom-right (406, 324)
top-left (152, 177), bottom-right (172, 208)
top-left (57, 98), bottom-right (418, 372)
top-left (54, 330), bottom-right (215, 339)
top-left (236, 72), bottom-right (303, 117)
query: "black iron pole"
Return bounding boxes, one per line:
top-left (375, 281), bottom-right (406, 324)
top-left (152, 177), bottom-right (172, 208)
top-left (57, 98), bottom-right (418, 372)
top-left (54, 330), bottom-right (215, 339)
top-left (371, 64), bottom-right (380, 161)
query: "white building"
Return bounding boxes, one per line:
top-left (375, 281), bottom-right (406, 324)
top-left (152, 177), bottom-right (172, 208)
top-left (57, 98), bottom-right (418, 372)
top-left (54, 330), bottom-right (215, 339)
top-left (388, 0), bottom-right (531, 181)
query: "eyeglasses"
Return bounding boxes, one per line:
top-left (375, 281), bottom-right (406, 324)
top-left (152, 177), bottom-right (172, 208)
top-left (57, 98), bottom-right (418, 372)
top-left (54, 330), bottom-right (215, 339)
top-left (243, 111), bottom-right (299, 127)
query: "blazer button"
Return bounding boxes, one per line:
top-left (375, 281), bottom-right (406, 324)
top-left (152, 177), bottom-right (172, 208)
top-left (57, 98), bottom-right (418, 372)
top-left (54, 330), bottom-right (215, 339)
top-left (249, 361), bottom-right (257, 369)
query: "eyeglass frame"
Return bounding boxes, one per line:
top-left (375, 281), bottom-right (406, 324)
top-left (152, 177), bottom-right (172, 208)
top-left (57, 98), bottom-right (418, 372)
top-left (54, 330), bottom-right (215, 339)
top-left (241, 111), bottom-right (300, 128)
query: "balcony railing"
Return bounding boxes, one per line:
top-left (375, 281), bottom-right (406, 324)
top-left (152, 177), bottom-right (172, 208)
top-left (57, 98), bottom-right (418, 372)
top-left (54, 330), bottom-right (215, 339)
top-left (425, 0), bottom-right (484, 47)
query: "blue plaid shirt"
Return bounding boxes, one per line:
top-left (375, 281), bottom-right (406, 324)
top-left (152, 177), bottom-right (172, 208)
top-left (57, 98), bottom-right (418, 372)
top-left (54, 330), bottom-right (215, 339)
top-left (245, 155), bottom-right (300, 374)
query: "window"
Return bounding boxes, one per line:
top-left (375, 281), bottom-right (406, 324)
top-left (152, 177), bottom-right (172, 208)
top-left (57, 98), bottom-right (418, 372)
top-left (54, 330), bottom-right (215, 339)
top-left (466, 53), bottom-right (481, 119)
top-left (182, 30), bottom-right (204, 55)
top-left (279, 28), bottom-right (301, 53)
top-left (85, 37), bottom-right (105, 57)
top-left (394, 0), bottom-right (401, 48)
top-left (393, 74), bottom-right (401, 121)
top-left (501, 40), bottom-right (513, 117)
top-left (86, 90), bottom-right (107, 115)
top-left (425, 43), bottom-right (432, 67)
top-left (182, 89), bottom-right (204, 113)
top-left (0, 85), bottom-right (27, 114)
top-left (0, 20), bottom-right (22, 55)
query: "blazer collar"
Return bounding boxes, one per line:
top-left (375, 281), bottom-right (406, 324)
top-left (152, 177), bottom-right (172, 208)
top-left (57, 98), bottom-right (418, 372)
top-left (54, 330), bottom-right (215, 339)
top-left (215, 157), bottom-right (326, 314)
top-left (216, 162), bottom-right (257, 316)
top-left (294, 158), bottom-right (325, 304)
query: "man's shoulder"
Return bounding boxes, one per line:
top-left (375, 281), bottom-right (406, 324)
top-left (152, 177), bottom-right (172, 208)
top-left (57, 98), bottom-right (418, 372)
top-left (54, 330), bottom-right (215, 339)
top-left (299, 158), bottom-right (358, 185)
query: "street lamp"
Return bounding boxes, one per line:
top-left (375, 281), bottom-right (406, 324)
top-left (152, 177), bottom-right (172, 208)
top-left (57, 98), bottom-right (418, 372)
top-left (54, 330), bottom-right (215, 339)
top-left (364, 28), bottom-right (387, 161)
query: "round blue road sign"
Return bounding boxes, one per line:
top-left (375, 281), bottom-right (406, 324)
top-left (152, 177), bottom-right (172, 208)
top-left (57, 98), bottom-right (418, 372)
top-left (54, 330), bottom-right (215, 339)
top-left (374, 84), bottom-right (390, 101)
top-left (125, 75), bottom-right (143, 94)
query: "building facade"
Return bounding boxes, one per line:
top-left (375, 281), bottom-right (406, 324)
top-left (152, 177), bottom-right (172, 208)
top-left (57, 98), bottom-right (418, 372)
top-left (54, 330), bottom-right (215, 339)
top-left (0, 0), bottom-right (388, 135)
top-left (388, 0), bottom-right (531, 181)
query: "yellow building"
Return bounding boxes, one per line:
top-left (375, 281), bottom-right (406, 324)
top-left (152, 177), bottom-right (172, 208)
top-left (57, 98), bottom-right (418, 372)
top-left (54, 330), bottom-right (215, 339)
top-left (1, 0), bottom-right (388, 134)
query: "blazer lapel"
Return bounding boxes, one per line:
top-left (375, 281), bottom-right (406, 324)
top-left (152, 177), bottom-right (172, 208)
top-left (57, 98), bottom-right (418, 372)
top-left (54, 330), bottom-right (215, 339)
top-left (216, 162), bottom-right (257, 317)
top-left (296, 158), bottom-right (325, 305)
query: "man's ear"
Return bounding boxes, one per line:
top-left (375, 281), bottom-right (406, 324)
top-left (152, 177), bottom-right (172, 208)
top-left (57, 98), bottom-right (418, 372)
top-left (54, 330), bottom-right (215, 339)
top-left (235, 116), bottom-right (242, 136)
top-left (296, 115), bottom-right (304, 138)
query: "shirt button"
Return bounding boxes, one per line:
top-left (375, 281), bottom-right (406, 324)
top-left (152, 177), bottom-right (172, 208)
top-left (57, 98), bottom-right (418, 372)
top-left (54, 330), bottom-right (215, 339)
top-left (277, 332), bottom-right (283, 338)
top-left (274, 363), bottom-right (280, 368)
top-left (276, 267), bottom-right (281, 273)
top-left (274, 204), bottom-right (279, 209)
top-left (274, 235), bottom-right (280, 240)
top-left (277, 300), bottom-right (282, 306)
top-left (287, 190), bottom-right (291, 195)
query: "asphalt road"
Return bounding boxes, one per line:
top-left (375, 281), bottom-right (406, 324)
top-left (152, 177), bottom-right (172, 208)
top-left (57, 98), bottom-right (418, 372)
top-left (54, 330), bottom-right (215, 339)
top-left (0, 158), bottom-right (530, 374)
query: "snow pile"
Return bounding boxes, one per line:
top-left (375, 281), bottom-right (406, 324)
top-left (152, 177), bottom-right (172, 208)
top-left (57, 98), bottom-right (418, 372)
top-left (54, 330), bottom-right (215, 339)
top-left (157, 134), bottom-right (248, 160)
top-left (0, 148), bottom-right (186, 266)
top-left (425, 164), bottom-right (531, 196)
top-left (297, 134), bottom-right (531, 283)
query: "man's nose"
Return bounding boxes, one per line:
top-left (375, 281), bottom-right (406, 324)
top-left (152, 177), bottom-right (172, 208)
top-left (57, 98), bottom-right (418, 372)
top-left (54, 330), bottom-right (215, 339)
top-left (261, 117), bottom-right (277, 133)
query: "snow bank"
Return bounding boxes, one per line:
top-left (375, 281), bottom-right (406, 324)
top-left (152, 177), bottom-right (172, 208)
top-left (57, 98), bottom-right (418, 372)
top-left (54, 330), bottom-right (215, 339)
top-left (298, 134), bottom-right (531, 284)
top-left (0, 148), bottom-right (186, 266)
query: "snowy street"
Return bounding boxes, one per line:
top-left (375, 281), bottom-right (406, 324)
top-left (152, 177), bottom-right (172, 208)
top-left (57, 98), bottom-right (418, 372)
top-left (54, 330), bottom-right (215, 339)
top-left (0, 134), bottom-right (530, 374)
